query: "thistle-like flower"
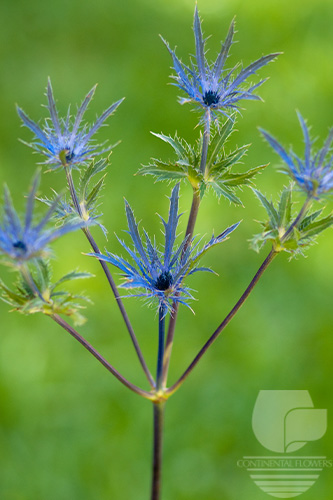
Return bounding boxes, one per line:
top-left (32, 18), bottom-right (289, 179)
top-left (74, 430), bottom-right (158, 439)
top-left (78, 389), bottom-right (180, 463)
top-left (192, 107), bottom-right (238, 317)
top-left (162, 6), bottom-right (279, 121)
top-left (260, 112), bottom-right (333, 198)
top-left (17, 79), bottom-right (124, 169)
top-left (88, 184), bottom-right (239, 311)
top-left (0, 173), bottom-right (87, 265)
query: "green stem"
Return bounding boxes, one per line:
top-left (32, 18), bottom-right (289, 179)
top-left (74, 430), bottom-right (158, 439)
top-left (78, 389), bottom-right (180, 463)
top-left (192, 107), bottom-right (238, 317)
top-left (63, 165), bottom-right (155, 389)
top-left (151, 402), bottom-right (165, 500)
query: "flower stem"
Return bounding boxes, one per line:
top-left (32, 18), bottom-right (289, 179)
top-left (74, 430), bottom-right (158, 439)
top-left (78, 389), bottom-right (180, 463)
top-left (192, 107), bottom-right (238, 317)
top-left (199, 109), bottom-right (211, 175)
top-left (82, 226), bottom-right (155, 388)
top-left (51, 313), bottom-right (155, 400)
top-left (20, 265), bottom-right (45, 302)
top-left (166, 196), bottom-right (311, 395)
top-left (64, 166), bottom-right (155, 389)
top-left (162, 114), bottom-right (211, 387)
top-left (64, 166), bottom-right (83, 218)
top-left (281, 195), bottom-right (311, 243)
top-left (151, 401), bottom-right (165, 500)
top-left (167, 248), bottom-right (277, 395)
top-left (156, 306), bottom-right (166, 391)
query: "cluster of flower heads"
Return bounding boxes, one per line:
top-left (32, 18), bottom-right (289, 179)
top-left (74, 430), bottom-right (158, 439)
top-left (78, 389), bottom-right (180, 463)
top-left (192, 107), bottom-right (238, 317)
top-left (88, 184), bottom-right (239, 312)
top-left (17, 79), bottom-right (123, 170)
top-left (162, 6), bottom-right (279, 122)
top-left (3, 5), bottom-right (332, 317)
top-left (0, 173), bottom-right (86, 265)
top-left (260, 112), bottom-right (333, 198)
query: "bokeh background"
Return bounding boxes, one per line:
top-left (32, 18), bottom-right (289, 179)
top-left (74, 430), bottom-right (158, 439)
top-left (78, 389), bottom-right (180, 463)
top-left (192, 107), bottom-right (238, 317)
top-left (0, 0), bottom-right (332, 499)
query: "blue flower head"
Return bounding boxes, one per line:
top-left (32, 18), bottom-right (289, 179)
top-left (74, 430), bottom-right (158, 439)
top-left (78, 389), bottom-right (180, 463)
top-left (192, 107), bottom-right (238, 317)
top-left (162, 6), bottom-right (279, 121)
top-left (260, 112), bottom-right (333, 198)
top-left (0, 172), bottom-right (87, 265)
top-left (17, 79), bottom-right (124, 170)
top-left (88, 184), bottom-right (239, 312)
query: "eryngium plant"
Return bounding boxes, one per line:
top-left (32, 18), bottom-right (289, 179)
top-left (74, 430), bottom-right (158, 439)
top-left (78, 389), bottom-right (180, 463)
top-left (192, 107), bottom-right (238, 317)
top-left (1, 7), bottom-right (332, 500)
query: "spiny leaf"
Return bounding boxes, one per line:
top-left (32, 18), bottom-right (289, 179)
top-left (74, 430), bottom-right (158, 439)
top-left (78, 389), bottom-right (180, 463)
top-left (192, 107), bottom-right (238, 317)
top-left (220, 164), bottom-right (267, 186)
top-left (278, 186), bottom-right (293, 228)
top-left (253, 189), bottom-right (279, 227)
top-left (85, 174), bottom-right (107, 209)
top-left (138, 160), bottom-right (187, 181)
top-left (52, 270), bottom-right (93, 290)
top-left (79, 157), bottom-right (108, 199)
top-left (299, 209), bottom-right (323, 231)
top-left (299, 214), bottom-right (333, 239)
top-left (151, 132), bottom-right (188, 159)
top-left (209, 145), bottom-right (248, 175)
top-left (210, 181), bottom-right (243, 205)
top-left (0, 279), bottom-right (27, 305)
top-left (206, 118), bottom-right (235, 171)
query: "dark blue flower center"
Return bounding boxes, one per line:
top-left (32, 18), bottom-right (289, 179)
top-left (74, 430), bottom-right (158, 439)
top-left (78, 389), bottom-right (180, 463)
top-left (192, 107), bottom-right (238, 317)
top-left (13, 240), bottom-right (27, 252)
top-left (203, 90), bottom-right (220, 107)
top-left (65, 150), bottom-right (74, 163)
top-left (155, 271), bottom-right (173, 291)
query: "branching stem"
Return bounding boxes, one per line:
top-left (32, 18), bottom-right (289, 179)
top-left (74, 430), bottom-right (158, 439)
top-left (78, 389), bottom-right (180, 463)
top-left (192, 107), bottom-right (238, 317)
top-left (52, 314), bottom-right (155, 400)
top-left (166, 196), bottom-right (311, 395)
top-left (63, 165), bottom-right (155, 389)
top-left (162, 113), bottom-right (211, 387)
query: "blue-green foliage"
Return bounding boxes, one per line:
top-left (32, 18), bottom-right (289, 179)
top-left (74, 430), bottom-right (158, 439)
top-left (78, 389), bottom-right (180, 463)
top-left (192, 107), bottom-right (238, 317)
top-left (0, 259), bottom-right (92, 325)
top-left (251, 186), bottom-right (333, 256)
top-left (139, 120), bottom-right (266, 204)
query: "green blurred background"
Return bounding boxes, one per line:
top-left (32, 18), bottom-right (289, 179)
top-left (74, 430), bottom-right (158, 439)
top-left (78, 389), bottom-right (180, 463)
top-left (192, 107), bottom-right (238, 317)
top-left (0, 0), bottom-right (332, 499)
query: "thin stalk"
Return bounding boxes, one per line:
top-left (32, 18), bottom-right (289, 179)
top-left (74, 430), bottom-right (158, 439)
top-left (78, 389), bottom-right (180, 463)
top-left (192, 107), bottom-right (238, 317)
top-left (156, 306), bottom-right (166, 391)
top-left (64, 165), bottom-right (83, 217)
top-left (167, 197), bottom-right (311, 395)
top-left (52, 313), bottom-right (155, 400)
top-left (64, 165), bottom-right (155, 389)
top-left (20, 265), bottom-right (45, 302)
top-left (281, 195), bottom-right (311, 243)
top-left (20, 264), bottom-right (153, 398)
top-left (199, 109), bottom-right (211, 174)
top-left (151, 401), bottom-right (165, 500)
top-left (162, 113), bottom-right (211, 387)
top-left (167, 248), bottom-right (277, 395)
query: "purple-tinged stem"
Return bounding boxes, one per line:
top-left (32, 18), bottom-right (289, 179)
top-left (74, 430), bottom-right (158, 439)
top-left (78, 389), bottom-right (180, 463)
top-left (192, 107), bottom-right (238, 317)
top-left (156, 305), bottom-right (166, 391)
top-left (64, 166), bottom-right (155, 389)
top-left (52, 313), bottom-right (155, 400)
top-left (281, 195), bottom-right (311, 243)
top-left (162, 111), bottom-right (211, 387)
top-left (166, 197), bottom-right (311, 395)
top-left (151, 401), bottom-right (165, 500)
top-left (166, 248), bottom-right (277, 395)
top-left (19, 264), bottom-right (153, 398)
